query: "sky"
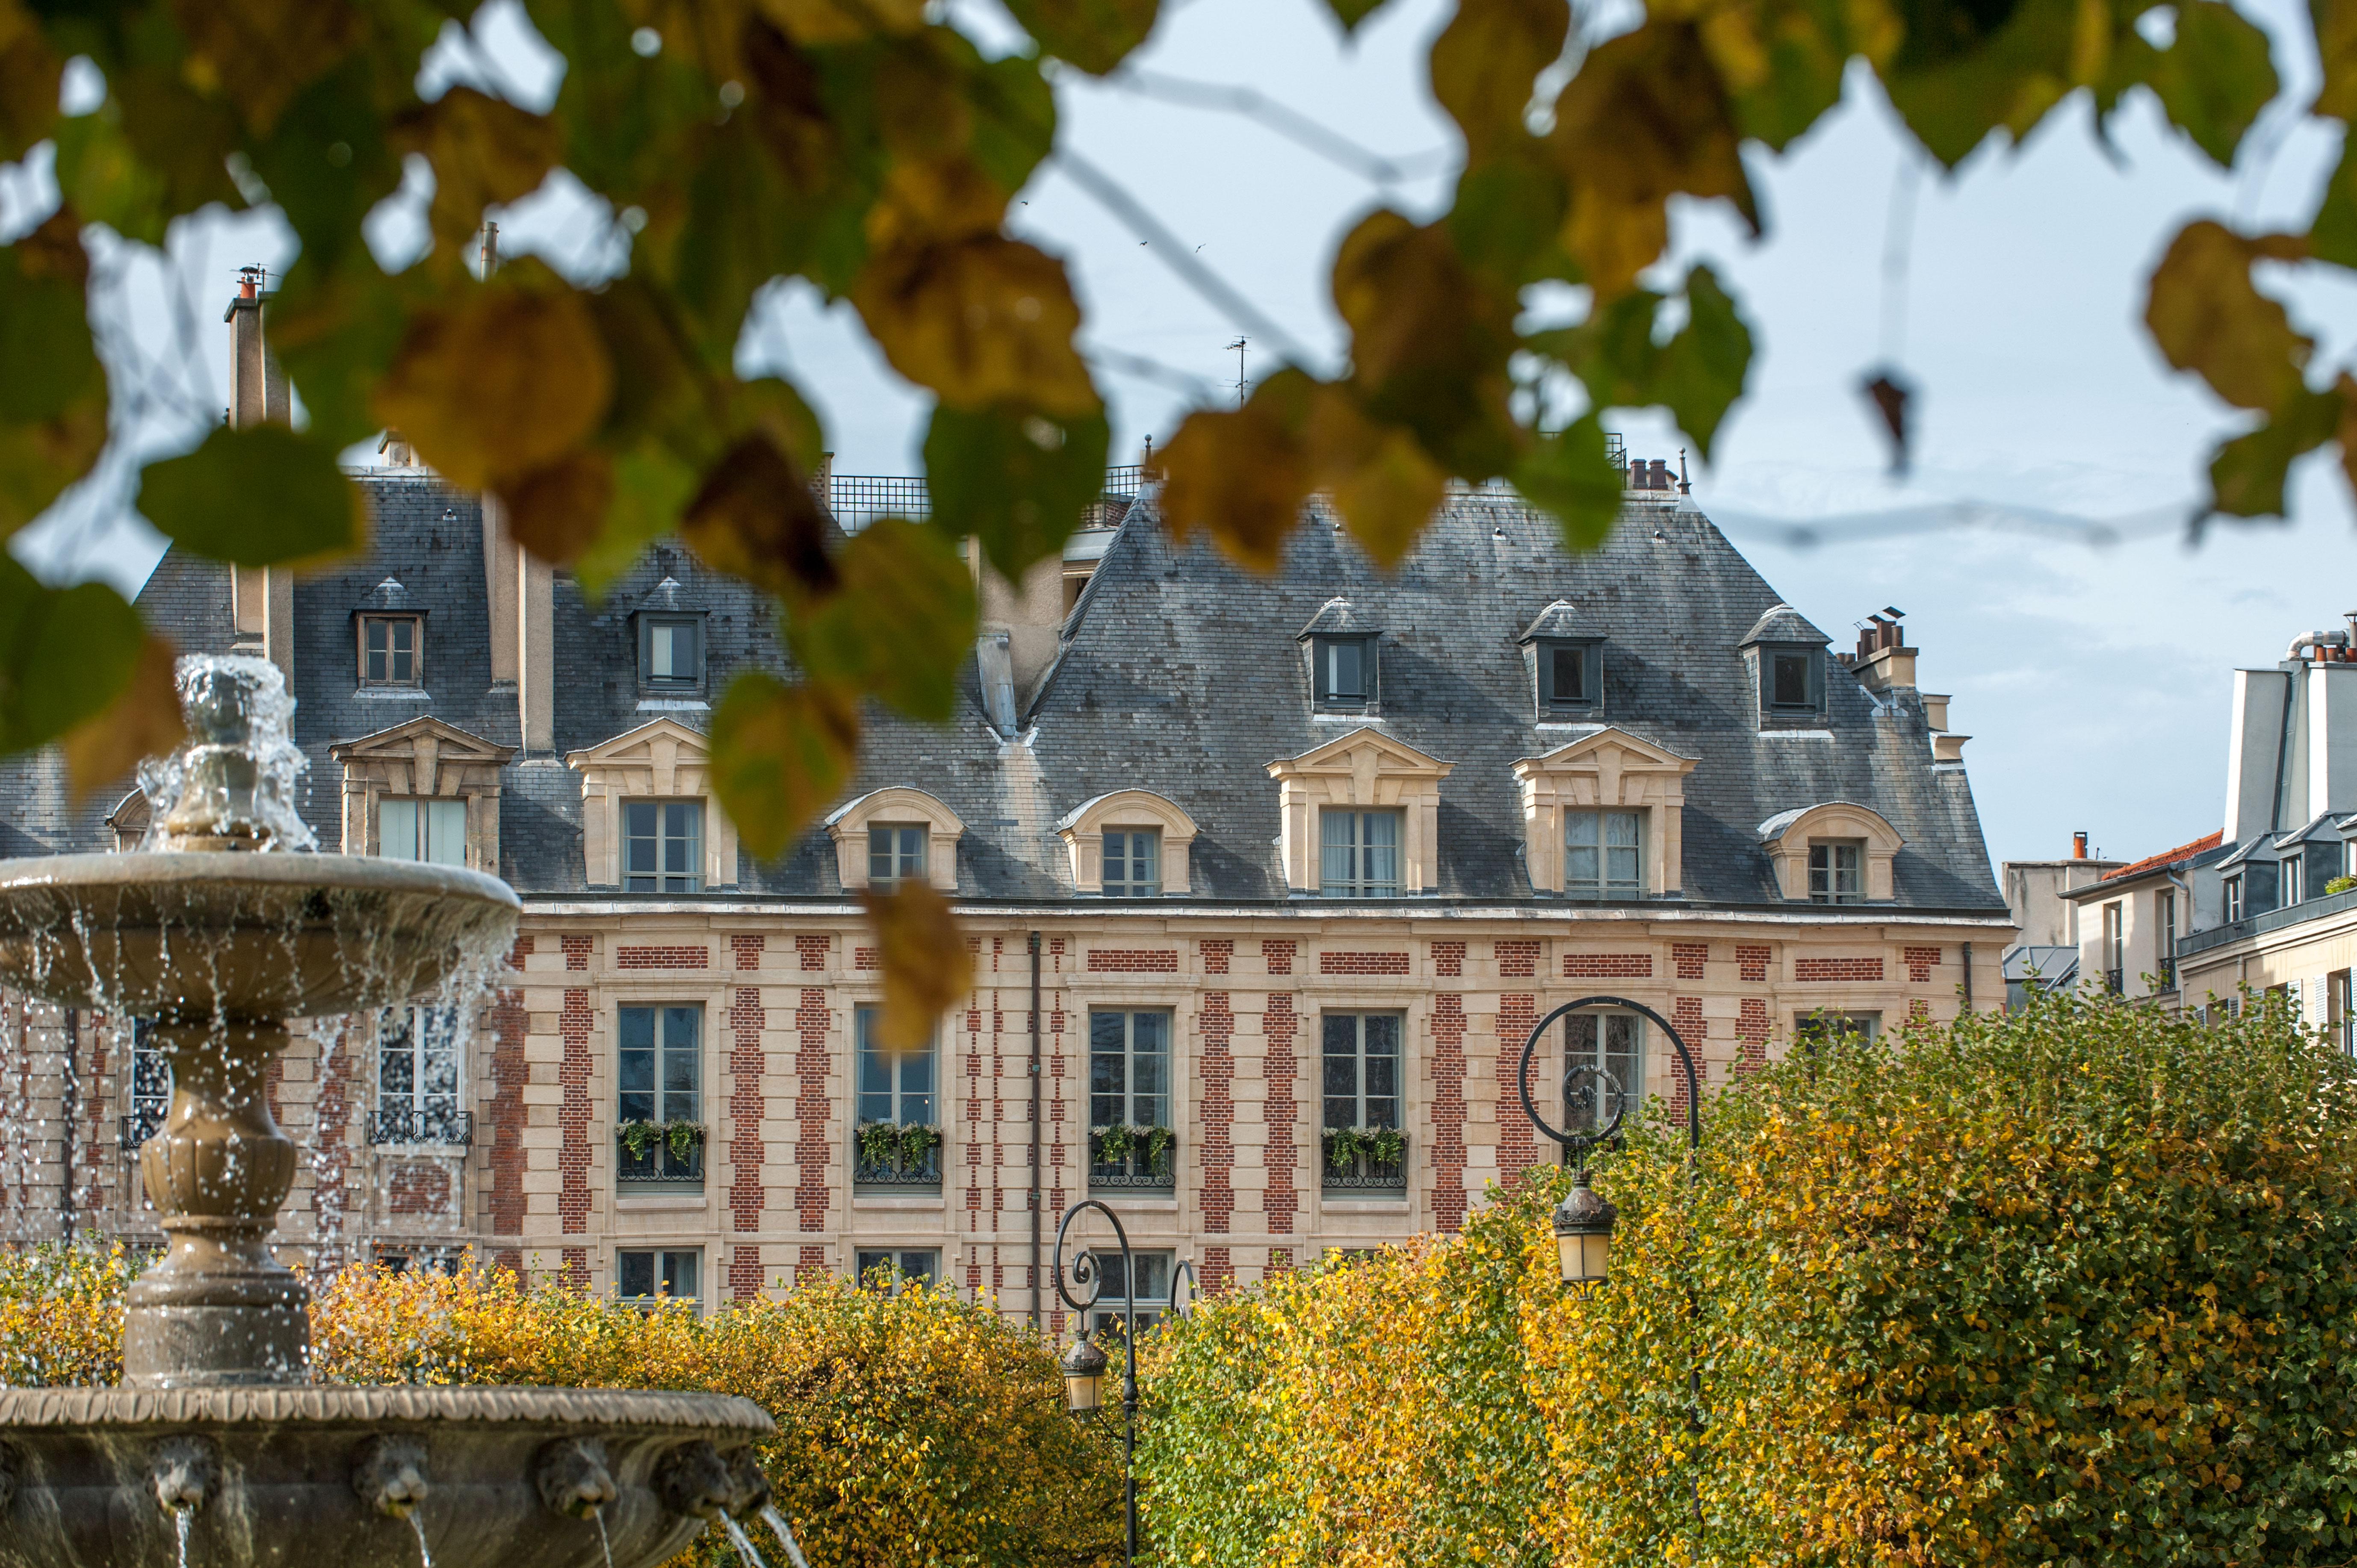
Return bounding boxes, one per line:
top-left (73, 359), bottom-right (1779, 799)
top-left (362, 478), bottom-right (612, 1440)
top-left (10, 0), bottom-right (2357, 871)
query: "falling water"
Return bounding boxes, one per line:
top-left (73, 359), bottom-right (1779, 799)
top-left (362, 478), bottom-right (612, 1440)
top-left (722, 1514), bottom-right (771, 1568)
top-left (408, 1509), bottom-right (434, 1568)
top-left (173, 1506), bottom-right (192, 1568)
top-left (594, 1506), bottom-right (615, 1568)
top-left (759, 1504), bottom-right (813, 1568)
top-left (138, 656), bottom-right (316, 852)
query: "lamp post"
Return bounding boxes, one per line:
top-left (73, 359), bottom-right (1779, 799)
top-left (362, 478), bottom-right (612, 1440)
top-left (1053, 1199), bottom-right (1143, 1568)
top-left (1516, 995), bottom-right (1701, 1290)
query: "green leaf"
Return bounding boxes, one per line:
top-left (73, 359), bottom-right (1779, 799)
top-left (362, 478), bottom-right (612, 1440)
top-left (0, 214), bottom-right (108, 538)
top-left (2144, 220), bottom-right (2311, 414)
top-left (789, 516), bottom-right (978, 722)
top-left (1001, 0), bottom-right (1159, 74)
top-left (137, 425), bottom-right (365, 566)
top-left (2146, 0), bottom-right (2277, 167)
top-left (709, 670), bottom-right (860, 862)
top-left (1651, 264), bottom-right (1754, 461)
top-left (1323, 0), bottom-right (1393, 29)
top-left (0, 557), bottom-right (144, 756)
top-left (924, 402), bottom-right (1111, 579)
top-left (1880, 0), bottom-right (2080, 167)
top-left (1512, 416), bottom-right (1622, 551)
top-left (2206, 386), bottom-right (2342, 518)
top-left (245, 59), bottom-right (404, 285)
top-left (2311, 139), bottom-right (2357, 268)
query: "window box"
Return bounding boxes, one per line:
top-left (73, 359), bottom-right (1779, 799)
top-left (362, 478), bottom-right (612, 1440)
top-left (1089, 1126), bottom-right (1177, 1191)
top-left (853, 1121), bottom-right (943, 1191)
top-left (615, 1125), bottom-right (705, 1188)
top-left (369, 1108), bottom-right (473, 1146)
top-left (1321, 1128), bottom-right (1408, 1192)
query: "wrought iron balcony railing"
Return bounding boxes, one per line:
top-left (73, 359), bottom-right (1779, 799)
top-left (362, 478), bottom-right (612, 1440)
top-left (369, 1107), bottom-right (474, 1146)
top-left (118, 1104), bottom-right (168, 1151)
top-left (616, 1128), bottom-right (705, 1185)
top-left (1088, 1129), bottom-right (1176, 1191)
top-left (852, 1126), bottom-right (943, 1189)
top-left (1322, 1131), bottom-right (1409, 1192)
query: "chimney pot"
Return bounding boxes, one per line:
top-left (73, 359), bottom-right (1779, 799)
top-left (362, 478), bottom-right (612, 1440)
top-left (2073, 831), bottom-right (2088, 860)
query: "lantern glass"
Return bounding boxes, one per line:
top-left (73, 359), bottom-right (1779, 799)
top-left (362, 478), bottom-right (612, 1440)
top-left (1064, 1361), bottom-right (1105, 1413)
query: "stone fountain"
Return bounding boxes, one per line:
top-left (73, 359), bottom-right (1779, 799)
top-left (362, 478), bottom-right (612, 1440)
top-left (0, 657), bottom-right (778, 1568)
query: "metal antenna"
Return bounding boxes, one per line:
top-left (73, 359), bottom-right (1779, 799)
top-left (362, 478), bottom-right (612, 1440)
top-left (1226, 337), bottom-right (1248, 406)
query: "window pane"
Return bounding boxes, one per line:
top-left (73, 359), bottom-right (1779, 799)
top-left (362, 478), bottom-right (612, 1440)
top-left (1362, 811), bottom-right (1399, 893)
top-left (423, 799), bottom-right (467, 867)
top-left (619, 1006), bottom-right (656, 1122)
top-left (1551, 646), bottom-right (1583, 701)
top-left (855, 1008), bottom-right (893, 1123)
top-left (378, 1010), bottom-right (415, 1102)
top-left (378, 798), bottom-right (418, 861)
top-left (391, 620), bottom-right (414, 682)
top-left (1133, 1013), bottom-right (1169, 1127)
top-left (663, 1251), bottom-right (698, 1300)
top-left (618, 1252), bottom-right (655, 1299)
top-left (869, 825), bottom-right (896, 884)
top-left (1090, 1011), bottom-right (1127, 1126)
top-left (625, 802), bottom-right (656, 889)
top-left (1322, 1014), bottom-right (1359, 1128)
top-left (650, 622), bottom-right (676, 679)
top-left (899, 1044), bottom-right (934, 1126)
top-left (1363, 1015), bottom-right (1399, 1126)
top-left (1320, 811), bottom-right (1355, 893)
top-left (365, 619), bottom-right (387, 682)
top-left (898, 1250), bottom-right (936, 1286)
top-left (1772, 652), bottom-right (1809, 707)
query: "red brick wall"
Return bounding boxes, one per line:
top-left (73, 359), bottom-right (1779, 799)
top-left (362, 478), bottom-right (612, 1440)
top-left (730, 1244), bottom-right (763, 1302)
top-left (1430, 994), bottom-right (1467, 1232)
top-left (1203, 1244), bottom-right (1234, 1292)
top-left (795, 934), bottom-right (829, 972)
top-left (1495, 940), bottom-right (1538, 978)
top-left (561, 1247), bottom-right (588, 1288)
top-left (1796, 957), bottom-right (1884, 983)
top-left (1432, 940), bottom-right (1465, 978)
top-left (1673, 942), bottom-right (1708, 980)
top-left (797, 1244), bottom-right (827, 1284)
top-left (793, 988), bottom-right (830, 1232)
top-left (1201, 993), bottom-right (1234, 1234)
top-left (1201, 939), bottom-right (1232, 975)
top-left (1566, 952), bottom-right (1653, 979)
top-left (562, 934), bottom-right (591, 971)
top-left (1904, 946), bottom-right (1942, 983)
top-left (1499, 993), bottom-right (1538, 1178)
top-left (1321, 951), bottom-right (1410, 975)
top-left (1262, 940), bottom-right (1295, 976)
top-left (1263, 993), bottom-right (1298, 1234)
top-left (1737, 945), bottom-right (1769, 982)
top-left (1669, 996), bottom-right (1706, 1125)
top-left (731, 934), bottom-right (765, 970)
top-left (385, 1160), bottom-right (450, 1216)
top-left (1736, 998), bottom-right (1769, 1075)
top-left (854, 946), bottom-right (878, 971)
top-left (1087, 949), bottom-right (1178, 973)
top-left (616, 945), bottom-right (708, 969)
top-left (484, 977), bottom-right (529, 1241)
top-left (558, 988), bottom-right (592, 1237)
top-left (728, 986), bottom-right (765, 1245)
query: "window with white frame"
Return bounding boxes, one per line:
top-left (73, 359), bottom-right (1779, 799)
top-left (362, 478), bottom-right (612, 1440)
top-left (637, 614), bottom-right (704, 695)
top-left (855, 1007), bottom-right (936, 1126)
top-left (1087, 1248), bottom-right (1174, 1337)
top-left (1321, 1013), bottom-right (1401, 1132)
top-left (868, 825), bottom-right (927, 890)
top-left (1808, 841), bottom-right (1864, 904)
top-left (1102, 829), bottom-right (1160, 896)
top-left (2225, 874), bottom-right (2246, 922)
top-left (126, 1019), bottom-right (169, 1149)
top-left (855, 1249), bottom-right (940, 1293)
top-left (618, 1004), bottom-right (702, 1187)
top-left (1320, 809), bottom-right (1402, 896)
top-left (2159, 887), bottom-right (2178, 989)
top-left (375, 1004), bottom-right (465, 1144)
top-left (378, 797), bottom-right (467, 866)
top-left (1565, 809), bottom-right (1642, 900)
top-left (617, 1249), bottom-right (699, 1306)
top-left (2332, 969), bottom-right (2354, 1057)
top-left (1090, 1011), bottom-right (1173, 1186)
top-left (1794, 1011), bottom-right (1881, 1047)
top-left (2101, 903), bottom-right (2124, 995)
top-left (623, 800), bottom-right (702, 893)
top-left (1565, 1011), bottom-right (1640, 1136)
top-left (2283, 854), bottom-right (2305, 906)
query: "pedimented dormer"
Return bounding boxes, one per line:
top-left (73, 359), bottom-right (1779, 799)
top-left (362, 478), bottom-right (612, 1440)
top-left (1512, 729), bottom-right (1698, 898)
top-left (328, 716), bottom-right (516, 870)
top-left (1266, 729), bottom-right (1454, 895)
top-left (565, 718), bottom-right (738, 891)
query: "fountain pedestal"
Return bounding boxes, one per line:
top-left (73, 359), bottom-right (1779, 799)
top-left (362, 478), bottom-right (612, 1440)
top-left (126, 1020), bottom-right (307, 1388)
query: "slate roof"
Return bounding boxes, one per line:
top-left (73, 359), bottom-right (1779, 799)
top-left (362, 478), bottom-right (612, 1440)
top-left (2, 477), bottom-right (2005, 914)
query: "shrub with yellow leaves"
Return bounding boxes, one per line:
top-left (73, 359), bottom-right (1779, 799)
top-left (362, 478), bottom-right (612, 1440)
top-left (0, 1251), bottom-right (1122, 1568)
top-left (1145, 991), bottom-right (2357, 1566)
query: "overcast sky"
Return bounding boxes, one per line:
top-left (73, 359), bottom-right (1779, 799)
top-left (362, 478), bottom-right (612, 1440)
top-left (12, 0), bottom-right (2357, 871)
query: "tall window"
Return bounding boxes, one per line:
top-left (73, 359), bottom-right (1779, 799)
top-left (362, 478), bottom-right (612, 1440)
top-left (2225, 875), bottom-right (2246, 922)
top-left (1808, 842), bottom-right (1863, 903)
top-left (125, 1019), bottom-right (169, 1149)
top-left (617, 1249), bottom-right (699, 1306)
top-left (855, 1249), bottom-right (939, 1293)
top-left (1090, 1011), bottom-right (1170, 1130)
top-left (638, 615), bottom-right (703, 694)
top-left (1320, 809), bottom-right (1402, 896)
top-left (855, 1006), bottom-right (936, 1128)
top-left (1312, 636), bottom-right (1374, 708)
top-left (2283, 854), bottom-right (2305, 906)
top-left (2332, 970), bottom-right (2354, 1058)
top-left (1087, 1249), bottom-right (1173, 1337)
top-left (2101, 903), bottom-right (2124, 994)
top-left (868, 825), bottom-right (927, 890)
top-left (359, 615), bottom-right (421, 686)
top-left (1322, 1013), bottom-right (1400, 1132)
top-left (618, 1005), bottom-right (701, 1186)
top-left (1766, 649), bottom-right (1816, 710)
top-left (624, 801), bottom-right (702, 892)
top-left (1565, 810), bottom-right (1642, 899)
top-left (2159, 888), bottom-right (2178, 990)
top-left (1103, 829), bottom-right (1160, 896)
top-left (375, 1005), bottom-right (465, 1144)
top-left (378, 797), bottom-right (466, 866)
top-left (1565, 1011), bottom-right (1640, 1135)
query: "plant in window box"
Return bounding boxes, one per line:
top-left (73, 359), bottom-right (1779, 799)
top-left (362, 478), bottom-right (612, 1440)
top-left (1141, 1124), bottom-right (1175, 1176)
top-left (897, 1123), bottom-right (940, 1171)
top-left (857, 1120), bottom-right (901, 1171)
top-left (1368, 1125), bottom-right (1406, 1170)
top-left (1322, 1128), bottom-right (1357, 1174)
top-left (618, 1119), bottom-right (664, 1161)
top-left (2331, 875), bottom-right (2357, 896)
top-left (664, 1120), bottom-right (706, 1162)
top-left (1094, 1123), bottom-right (1134, 1168)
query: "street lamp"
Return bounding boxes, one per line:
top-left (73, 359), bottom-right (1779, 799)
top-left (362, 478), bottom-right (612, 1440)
top-left (1053, 1199), bottom-right (1143, 1568)
top-left (1517, 995), bottom-right (1700, 1289)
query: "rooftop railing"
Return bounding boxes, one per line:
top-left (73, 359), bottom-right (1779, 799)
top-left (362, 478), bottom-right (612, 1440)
top-left (826, 465), bottom-right (1148, 530)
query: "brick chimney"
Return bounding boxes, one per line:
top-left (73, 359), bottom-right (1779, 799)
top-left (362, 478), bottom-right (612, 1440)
top-left (1846, 610), bottom-right (1917, 692)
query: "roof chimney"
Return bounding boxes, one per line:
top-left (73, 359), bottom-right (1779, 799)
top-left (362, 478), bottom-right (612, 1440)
top-left (1849, 607), bottom-right (1917, 692)
top-left (2073, 831), bottom-right (2088, 860)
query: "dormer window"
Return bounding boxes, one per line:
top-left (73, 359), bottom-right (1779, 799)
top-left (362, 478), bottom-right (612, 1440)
top-left (1566, 809), bottom-right (1642, 899)
top-left (1739, 604), bottom-right (1833, 728)
top-left (1103, 829), bottom-right (1161, 896)
top-left (1313, 636), bottom-right (1376, 709)
top-left (638, 614), bottom-right (705, 696)
top-left (1767, 649), bottom-right (1818, 710)
top-left (1519, 602), bottom-right (1603, 716)
top-left (1808, 840), bottom-right (1864, 903)
top-left (868, 825), bottom-right (927, 890)
top-left (1298, 597), bottom-right (1381, 713)
top-left (360, 614), bottom-right (422, 686)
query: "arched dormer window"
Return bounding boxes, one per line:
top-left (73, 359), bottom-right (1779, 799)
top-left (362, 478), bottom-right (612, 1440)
top-left (1057, 790), bottom-right (1199, 896)
top-left (1757, 802), bottom-right (1903, 904)
top-left (826, 787), bottom-right (965, 893)
top-left (1512, 729), bottom-right (1697, 898)
top-left (1266, 730), bottom-right (1453, 896)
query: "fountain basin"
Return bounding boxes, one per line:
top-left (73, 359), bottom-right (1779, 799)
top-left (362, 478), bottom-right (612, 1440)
top-left (0, 853), bottom-right (521, 1022)
top-left (0, 1384), bottom-right (776, 1568)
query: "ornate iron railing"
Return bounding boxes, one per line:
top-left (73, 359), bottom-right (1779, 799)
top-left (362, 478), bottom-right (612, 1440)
top-left (369, 1107), bottom-right (473, 1146)
top-left (828, 466), bottom-right (1150, 530)
top-left (616, 1129), bottom-right (704, 1185)
top-left (852, 1126), bottom-right (943, 1189)
top-left (118, 1104), bottom-right (168, 1151)
top-left (1088, 1130), bottom-right (1176, 1190)
top-left (1322, 1132), bottom-right (1409, 1191)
